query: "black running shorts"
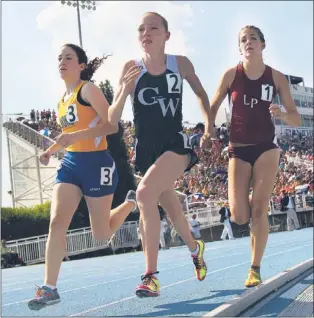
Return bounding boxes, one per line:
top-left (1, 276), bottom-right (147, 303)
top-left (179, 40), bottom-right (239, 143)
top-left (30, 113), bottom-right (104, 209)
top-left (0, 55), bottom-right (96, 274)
top-left (135, 130), bottom-right (198, 175)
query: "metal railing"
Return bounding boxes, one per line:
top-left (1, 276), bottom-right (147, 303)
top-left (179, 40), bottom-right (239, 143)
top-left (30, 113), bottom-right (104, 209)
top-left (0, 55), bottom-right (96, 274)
top-left (185, 193), bottom-right (313, 229)
top-left (185, 206), bottom-right (221, 228)
top-left (6, 222), bottom-right (139, 265)
top-left (5, 196), bottom-right (313, 265)
top-left (110, 221), bottom-right (139, 252)
top-left (3, 120), bottom-right (64, 159)
top-left (269, 193), bottom-right (314, 214)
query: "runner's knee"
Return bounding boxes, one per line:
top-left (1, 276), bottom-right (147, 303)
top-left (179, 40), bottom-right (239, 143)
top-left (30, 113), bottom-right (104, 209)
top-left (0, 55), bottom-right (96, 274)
top-left (136, 184), bottom-right (159, 208)
top-left (49, 213), bottom-right (71, 234)
top-left (251, 202), bottom-right (269, 222)
top-left (230, 205), bottom-right (250, 225)
top-left (233, 215), bottom-right (249, 225)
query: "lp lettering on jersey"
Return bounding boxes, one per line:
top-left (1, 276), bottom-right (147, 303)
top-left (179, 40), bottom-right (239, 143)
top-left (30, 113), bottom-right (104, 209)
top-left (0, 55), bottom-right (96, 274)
top-left (138, 87), bottom-right (181, 117)
top-left (244, 95), bottom-right (258, 108)
top-left (244, 84), bottom-right (274, 109)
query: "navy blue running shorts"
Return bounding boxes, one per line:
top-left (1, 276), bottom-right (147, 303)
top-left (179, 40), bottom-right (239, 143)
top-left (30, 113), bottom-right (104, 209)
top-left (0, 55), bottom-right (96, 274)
top-left (56, 150), bottom-right (118, 197)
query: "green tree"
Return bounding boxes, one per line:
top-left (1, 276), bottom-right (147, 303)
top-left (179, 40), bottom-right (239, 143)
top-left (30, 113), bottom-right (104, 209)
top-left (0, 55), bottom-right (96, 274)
top-left (99, 80), bottom-right (114, 105)
top-left (99, 80), bottom-right (137, 217)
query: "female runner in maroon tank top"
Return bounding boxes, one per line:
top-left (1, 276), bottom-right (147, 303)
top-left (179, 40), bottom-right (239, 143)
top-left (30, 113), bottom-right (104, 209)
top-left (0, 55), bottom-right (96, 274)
top-left (209, 25), bottom-right (301, 287)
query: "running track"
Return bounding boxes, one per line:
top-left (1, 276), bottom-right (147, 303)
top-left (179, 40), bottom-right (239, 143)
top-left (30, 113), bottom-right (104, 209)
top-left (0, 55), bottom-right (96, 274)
top-left (2, 228), bottom-right (313, 316)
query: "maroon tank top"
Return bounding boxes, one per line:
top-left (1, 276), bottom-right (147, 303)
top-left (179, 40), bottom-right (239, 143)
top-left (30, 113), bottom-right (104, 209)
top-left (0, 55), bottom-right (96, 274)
top-left (227, 63), bottom-right (276, 144)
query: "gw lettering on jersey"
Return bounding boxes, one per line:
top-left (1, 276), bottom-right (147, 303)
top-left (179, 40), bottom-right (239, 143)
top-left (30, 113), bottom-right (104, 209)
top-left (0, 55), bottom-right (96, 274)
top-left (132, 54), bottom-right (183, 117)
top-left (138, 86), bottom-right (181, 117)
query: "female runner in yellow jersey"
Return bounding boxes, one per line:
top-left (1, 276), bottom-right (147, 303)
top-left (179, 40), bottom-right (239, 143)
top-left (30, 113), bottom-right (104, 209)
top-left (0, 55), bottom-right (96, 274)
top-left (28, 44), bottom-right (137, 311)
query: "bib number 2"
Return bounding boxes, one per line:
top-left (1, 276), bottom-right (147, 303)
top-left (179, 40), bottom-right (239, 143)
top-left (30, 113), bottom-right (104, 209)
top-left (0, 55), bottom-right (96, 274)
top-left (166, 73), bottom-right (182, 94)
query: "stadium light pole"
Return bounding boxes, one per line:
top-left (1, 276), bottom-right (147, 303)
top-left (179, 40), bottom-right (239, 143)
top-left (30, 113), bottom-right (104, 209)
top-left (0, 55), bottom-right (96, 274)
top-left (61, 1), bottom-right (96, 48)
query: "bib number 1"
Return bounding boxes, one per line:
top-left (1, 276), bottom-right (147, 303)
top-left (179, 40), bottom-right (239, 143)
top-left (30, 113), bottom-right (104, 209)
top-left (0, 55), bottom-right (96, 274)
top-left (261, 84), bottom-right (274, 102)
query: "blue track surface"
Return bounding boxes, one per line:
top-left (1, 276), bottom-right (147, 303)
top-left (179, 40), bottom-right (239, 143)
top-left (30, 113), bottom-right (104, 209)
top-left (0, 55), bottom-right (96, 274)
top-left (2, 228), bottom-right (313, 317)
top-left (242, 271), bottom-right (313, 317)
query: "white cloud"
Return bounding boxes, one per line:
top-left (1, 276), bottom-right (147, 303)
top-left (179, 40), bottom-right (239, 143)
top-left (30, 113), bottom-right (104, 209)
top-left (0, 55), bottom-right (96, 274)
top-left (36, 1), bottom-right (195, 101)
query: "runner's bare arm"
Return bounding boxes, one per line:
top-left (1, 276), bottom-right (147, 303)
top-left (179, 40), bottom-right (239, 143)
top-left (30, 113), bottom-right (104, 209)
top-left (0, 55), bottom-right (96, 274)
top-left (73, 81), bottom-right (119, 140)
top-left (210, 68), bottom-right (236, 123)
top-left (177, 55), bottom-right (214, 135)
top-left (108, 60), bottom-right (138, 126)
top-left (271, 70), bottom-right (301, 127)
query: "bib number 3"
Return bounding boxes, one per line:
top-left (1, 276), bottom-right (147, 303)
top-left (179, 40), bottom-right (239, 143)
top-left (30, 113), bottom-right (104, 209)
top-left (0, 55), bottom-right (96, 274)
top-left (100, 163), bottom-right (115, 186)
top-left (66, 104), bottom-right (79, 124)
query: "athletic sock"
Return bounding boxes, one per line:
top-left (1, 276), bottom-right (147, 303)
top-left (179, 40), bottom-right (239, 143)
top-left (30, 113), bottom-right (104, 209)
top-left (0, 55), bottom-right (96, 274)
top-left (43, 284), bottom-right (57, 290)
top-left (143, 271), bottom-right (159, 278)
top-left (250, 265), bottom-right (260, 274)
top-left (190, 241), bottom-right (200, 257)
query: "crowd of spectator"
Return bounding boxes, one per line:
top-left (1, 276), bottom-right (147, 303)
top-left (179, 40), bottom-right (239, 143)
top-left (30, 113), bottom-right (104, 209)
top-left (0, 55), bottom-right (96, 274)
top-left (11, 109), bottom-right (62, 140)
top-left (6, 110), bottom-right (313, 208)
top-left (121, 120), bottom-right (313, 208)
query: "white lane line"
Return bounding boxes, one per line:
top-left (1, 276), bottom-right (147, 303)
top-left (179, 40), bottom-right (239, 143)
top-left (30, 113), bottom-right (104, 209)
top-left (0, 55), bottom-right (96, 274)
top-left (1, 249), bottom-right (247, 303)
top-left (2, 238), bottom-right (311, 300)
top-left (3, 239), bottom-right (291, 295)
top-left (2, 237), bottom-right (311, 286)
top-left (68, 243), bottom-right (313, 316)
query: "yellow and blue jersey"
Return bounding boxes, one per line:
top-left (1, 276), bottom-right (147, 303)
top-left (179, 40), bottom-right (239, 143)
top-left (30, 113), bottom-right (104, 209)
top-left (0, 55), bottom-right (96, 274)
top-left (57, 81), bottom-right (108, 152)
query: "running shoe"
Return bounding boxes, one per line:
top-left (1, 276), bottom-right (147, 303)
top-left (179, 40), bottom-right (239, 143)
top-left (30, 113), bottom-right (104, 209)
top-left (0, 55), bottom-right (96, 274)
top-left (192, 240), bottom-right (207, 281)
top-left (125, 190), bottom-right (137, 212)
top-left (28, 285), bottom-right (61, 310)
top-left (135, 271), bottom-right (160, 298)
top-left (245, 268), bottom-right (262, 287)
